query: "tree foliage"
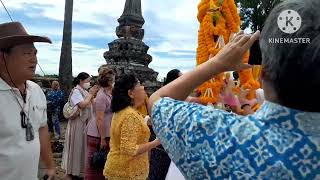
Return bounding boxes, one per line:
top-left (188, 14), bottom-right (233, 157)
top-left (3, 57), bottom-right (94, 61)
top-left (236, 0), bottom-right (282, 31)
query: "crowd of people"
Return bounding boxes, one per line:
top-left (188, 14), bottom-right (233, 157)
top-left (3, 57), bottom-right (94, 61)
top-left (0, 0), bottom-right (319, 179)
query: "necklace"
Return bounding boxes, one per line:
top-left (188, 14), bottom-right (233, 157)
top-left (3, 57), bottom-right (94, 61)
top-left (10, 84), bottom-right (34, 141)
top-left (2, 57), bottom-right (34, 141)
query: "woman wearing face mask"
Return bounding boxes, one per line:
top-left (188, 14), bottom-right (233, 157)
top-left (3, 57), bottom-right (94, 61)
top-left (62, 72), bottom-right (99, 180)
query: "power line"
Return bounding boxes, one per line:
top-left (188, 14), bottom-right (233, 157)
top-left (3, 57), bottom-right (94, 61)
top-left (37, 63), bottom-right (47, 76)
top-left (0, 0), bottom-right (13, 22)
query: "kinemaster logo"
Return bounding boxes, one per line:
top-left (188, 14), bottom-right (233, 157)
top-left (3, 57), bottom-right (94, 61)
top-left (277, 9), bottom-right (301, 34)
top-left (269, 9), bottom-right (310, 44)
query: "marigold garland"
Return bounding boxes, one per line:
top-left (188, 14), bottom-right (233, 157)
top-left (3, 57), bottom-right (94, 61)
top-left (238, 52), bottom-right (260, 100)
top-left (196, 0), bottom-right (241, 104)
top-left (196, 0), bottom-right (261, 107)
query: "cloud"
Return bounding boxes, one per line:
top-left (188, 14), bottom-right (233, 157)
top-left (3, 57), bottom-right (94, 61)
top-left (35, 41), bottom-right (106, 76)
top-left (4, 0), bottom-right (201, 79)
top-left (5, 0), bottom-right (126, 25)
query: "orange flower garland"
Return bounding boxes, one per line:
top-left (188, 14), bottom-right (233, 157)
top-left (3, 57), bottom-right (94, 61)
top-left (227, 0), bottom-right (241, 27)
top-left (221, 0), bottom-right (238, 33)
top-left (197, 0), bottom-right (210, 22)
top-left (238, 51), bottom-right (260, 100)
top-left (196, 0), bottom-right (241, 104)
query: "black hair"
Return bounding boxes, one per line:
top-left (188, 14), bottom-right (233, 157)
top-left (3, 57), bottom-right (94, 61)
top-left (164, 69), bottom-right (181, 86)
top-left (260, 0), bottom-right (320, 112)
top-left (233, 71), bottom-right (239, 80)
top-left (73, 72), bottom-right (90, 86)
top-left (111, 74), bottom-right (138, 112)
top-left (0, 47), bottom-right (12, 54)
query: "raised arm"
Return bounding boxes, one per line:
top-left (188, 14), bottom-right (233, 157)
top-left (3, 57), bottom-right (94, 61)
top-left (148, 31), bottom-right (260, 112)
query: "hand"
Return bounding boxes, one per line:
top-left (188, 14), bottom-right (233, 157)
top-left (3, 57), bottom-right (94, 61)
top-left (239, 87), bottom-right (250, 98)
top-left (100, 138), bottom-right (107, 149)
top-left (212, 31), bottom-right (260, 72)
top-left (153, 138), bottom-right (161, 148)
top-left (238, 88), bottom-right (250, 105)
top-left (144, 115), bottom-right (151, 125)
top-left (89, 85), bottom-right (99, 95)
top-left (46, 168), bottom-right (56, 180)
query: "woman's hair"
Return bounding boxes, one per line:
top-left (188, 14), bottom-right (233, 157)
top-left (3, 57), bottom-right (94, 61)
top-left (233, 71), bottom-right (239, 80)
top-left (51, 81), bottom-right (59, 90)
top-left (260, 0), bottom-right (320, 111)
top-left (164, 69), bottom-right (181, 86)
top-left (73, 72), bottom-right (90, 86)
top-left (111, 74), bottom-right (138, 112)
top-left (98, 67), bottom-right (115, 88)
top-left (98, 64), bottom-right (109, 74)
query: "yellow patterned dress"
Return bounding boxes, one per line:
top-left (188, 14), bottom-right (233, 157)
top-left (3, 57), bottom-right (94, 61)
top-left (103, 106), bottom-right (151, 180)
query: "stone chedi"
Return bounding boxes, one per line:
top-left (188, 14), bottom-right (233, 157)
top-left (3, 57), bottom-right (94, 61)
top-left (104, 0), bottom-right (161, 94)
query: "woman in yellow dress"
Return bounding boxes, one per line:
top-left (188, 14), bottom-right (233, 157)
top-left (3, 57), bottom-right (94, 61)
top-left (103, 74), bottom-right (160, 180)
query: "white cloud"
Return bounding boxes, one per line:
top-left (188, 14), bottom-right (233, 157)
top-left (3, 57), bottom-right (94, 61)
top-left (5, 0), bottom-right (126, 25)
top-left (143, 0), bottom-right (198, 24)
top-left (149, 52), bottom-right (195, 79)
top-left (149, 40), bottom-right (196, 54)
top-left (5, 0), bottom-right (201, 79)
top-left (35, 41), bottom-right (106, 76)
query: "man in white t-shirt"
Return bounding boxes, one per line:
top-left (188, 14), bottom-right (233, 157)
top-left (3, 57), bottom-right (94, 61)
top-left (0, 22), bottom-right (55, 180)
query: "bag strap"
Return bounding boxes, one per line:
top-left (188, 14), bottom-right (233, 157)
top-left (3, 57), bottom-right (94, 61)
top-left (67, 88), bottom-right (75, 103)
top-left (74, 87), bottom-right (86, 98)
top-left (68, 87), bottom-right (86, 104)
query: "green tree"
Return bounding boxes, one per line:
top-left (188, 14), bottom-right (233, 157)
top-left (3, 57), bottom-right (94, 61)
top-left (44, 74), bottom-right (59, 78)
top-left (59, 0), bottom-right (73, 95)
top-left (236, 0), bottom-right (282, 31)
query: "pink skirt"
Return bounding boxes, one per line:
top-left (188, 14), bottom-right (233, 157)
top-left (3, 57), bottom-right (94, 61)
top-left (85, 135), bottom-right (110, 180)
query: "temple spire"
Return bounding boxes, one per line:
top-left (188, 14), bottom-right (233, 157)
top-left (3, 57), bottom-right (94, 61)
top-left (116, 0), bottom-right (145, 39)
top-left (104, 0), bottom-right (161, 94)
top-left (118, 0), bottom-right (144, 26)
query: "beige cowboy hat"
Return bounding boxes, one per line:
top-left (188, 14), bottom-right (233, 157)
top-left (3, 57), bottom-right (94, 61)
top-left (0, 21), bottom-right (52, 49)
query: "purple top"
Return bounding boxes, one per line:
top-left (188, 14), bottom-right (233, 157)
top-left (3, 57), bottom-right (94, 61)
top-left (87, 88), bottom-right (113, 138)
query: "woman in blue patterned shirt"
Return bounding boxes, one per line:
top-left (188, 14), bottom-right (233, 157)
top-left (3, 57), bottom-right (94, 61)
top-left (46, 81), bottom-right (64, 139)
top-left (148, 0), bottom-right (320, 179)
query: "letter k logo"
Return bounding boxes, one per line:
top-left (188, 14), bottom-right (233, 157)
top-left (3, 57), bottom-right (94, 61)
top-left (277, 10), bottom-right (302, 34)
top-left (286, 16), bottom-right (294, 27)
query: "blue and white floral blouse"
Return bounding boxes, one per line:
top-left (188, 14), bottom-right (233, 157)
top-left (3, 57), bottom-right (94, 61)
top-left (151, 97), bottom-right (320, 180)
top-left (46, 89), bottom-right (64, 109)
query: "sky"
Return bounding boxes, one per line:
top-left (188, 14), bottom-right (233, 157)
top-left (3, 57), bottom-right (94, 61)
top-left (0, 0), bottom-right (200, 79)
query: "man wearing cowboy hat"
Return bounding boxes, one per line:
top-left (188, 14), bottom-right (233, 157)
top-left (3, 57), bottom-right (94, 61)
top-left (0, 22), bottom-right (55, 180)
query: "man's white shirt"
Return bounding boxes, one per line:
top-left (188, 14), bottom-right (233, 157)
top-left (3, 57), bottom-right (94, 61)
top-left (0, 78), bottom-right (47, 180)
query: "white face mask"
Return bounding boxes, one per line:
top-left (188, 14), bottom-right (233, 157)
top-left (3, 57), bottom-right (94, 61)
top-left (83, 82), bottom-right (91, 89)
